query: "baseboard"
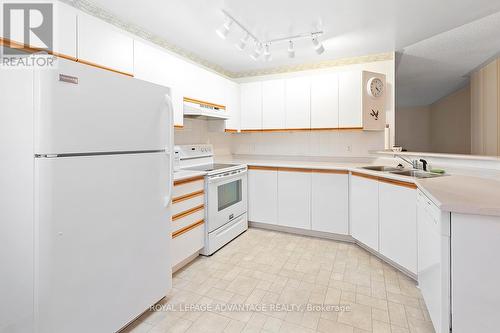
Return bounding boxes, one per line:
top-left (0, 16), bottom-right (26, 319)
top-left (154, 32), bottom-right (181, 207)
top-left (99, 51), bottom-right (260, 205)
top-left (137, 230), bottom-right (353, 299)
top-left (172, 252), bottom-right (200, 273)
top-left (249, 222), bottom-right (355, 243)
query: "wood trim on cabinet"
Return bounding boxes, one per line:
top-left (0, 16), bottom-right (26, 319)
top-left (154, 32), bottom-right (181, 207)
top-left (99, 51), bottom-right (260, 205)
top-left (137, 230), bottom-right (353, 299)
top-left (172, 204), bottom-right (204, 221)
top-left (277, 167), bottom-right (313, 173)
top-left (311, 169), bottom-right (349, 174)
top-left (172, 219), bottom-right (204, 238)
top-left (351, 171), bottom-right (380, 181)
top-left (378, 177), bottom-right (417, 189)
top-left (225, 129), bottom-right (238, 133)
top-left (183, 97), bottom-right (226, 110)
top-left (173, 175), bottom-right (205, 186)
top-left (0, 37), bottom-right (78, 61)
top-left (247, 165), bottom-right (278, 171)
top-left (76, 58), bottom-right (133, 77)
top-left (172, 190), bottom-right (204, 204)
top-left (174, 125), bottom-right (184, 129)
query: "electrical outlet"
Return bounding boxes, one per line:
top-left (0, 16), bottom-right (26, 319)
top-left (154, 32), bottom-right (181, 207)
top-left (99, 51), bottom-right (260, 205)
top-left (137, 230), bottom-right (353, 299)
top-left (346, 145), bottom-right (352, 152)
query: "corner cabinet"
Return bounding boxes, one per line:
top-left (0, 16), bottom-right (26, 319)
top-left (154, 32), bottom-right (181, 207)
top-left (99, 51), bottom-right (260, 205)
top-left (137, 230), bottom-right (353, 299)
top-left (311, 170), bottom-right (349, 234)
top-left (350, 172), bottom-right (379, 250)
top-left (77, 12), bottom-right (134, 75)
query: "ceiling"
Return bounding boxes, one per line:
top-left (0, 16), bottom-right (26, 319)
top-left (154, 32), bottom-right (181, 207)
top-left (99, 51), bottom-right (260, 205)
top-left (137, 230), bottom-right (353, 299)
top-left (396, 10), bottom-right (500, 107)
top-left (79, 0), bottom-right (500, 77)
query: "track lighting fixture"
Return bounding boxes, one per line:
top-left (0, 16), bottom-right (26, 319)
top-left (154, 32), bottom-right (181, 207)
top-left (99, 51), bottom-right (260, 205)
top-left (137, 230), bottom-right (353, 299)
top-left (287, 41), bottom-right (295, 58)
top-left (236, 33), bottom-right (250, 50)
top-left (250, 43), bottom-right (263, 61)
top-left (215, 17), bottom-right (232, 40)
top-left (263, 44), bottom-right (272, 61)
top-left (217, 9), bottom-right (324, 61)
top-left (312, 37), bottom-right (325, 54)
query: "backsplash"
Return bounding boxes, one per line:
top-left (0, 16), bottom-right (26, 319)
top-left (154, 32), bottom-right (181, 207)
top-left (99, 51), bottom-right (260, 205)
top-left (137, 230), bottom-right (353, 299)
top-left (175, 118), bottom-right (384, 157)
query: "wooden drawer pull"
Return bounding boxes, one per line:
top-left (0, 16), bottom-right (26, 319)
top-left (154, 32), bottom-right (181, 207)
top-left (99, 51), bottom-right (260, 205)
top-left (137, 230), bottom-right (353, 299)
top-left (172, 190), bottom-right (204, 204)
top-left (378, 177), bottom-right (417, 189)
top-left (172, 219), bottom-right (204, 238)
top-left (174, 175), bottom-right (205, 186)
top-left (172, 204), bottom-right (204, 221)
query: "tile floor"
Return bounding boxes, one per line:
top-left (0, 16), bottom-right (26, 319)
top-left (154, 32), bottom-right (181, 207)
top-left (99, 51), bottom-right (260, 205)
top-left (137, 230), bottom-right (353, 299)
top-left (124, 228), bottom-right (435, 333)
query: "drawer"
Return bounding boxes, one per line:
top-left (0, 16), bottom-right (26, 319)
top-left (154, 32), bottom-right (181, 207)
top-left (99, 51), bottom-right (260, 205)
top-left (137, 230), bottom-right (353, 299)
top-left (172, 192), bottom-right (205, 216)
top-left (172, 206), bottom-right (204, 234)
top-left (173, 176), bottom-right (205, 199)
top-left (171, 222), bottom-right (204, 267)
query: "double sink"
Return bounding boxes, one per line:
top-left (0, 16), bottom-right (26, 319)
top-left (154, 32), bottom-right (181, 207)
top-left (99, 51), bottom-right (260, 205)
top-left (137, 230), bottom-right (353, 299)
top-left (361, 166), bottom-right (443, 179)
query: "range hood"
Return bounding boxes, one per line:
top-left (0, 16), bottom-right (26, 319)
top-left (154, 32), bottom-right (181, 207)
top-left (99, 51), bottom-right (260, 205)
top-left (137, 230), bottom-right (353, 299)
top-left (183, 97), bottom-right (229, 120)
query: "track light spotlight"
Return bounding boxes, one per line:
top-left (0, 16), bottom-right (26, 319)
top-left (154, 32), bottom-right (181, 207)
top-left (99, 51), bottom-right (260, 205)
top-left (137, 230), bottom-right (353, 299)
top-left (287, 40), bottom-right (295, 58)
top-left (312, 37), bottom-right (325, 54)
top-left (216, 18), bottom-right (233, 40)
top-left (236, 33), bottom-right (250, 51)
top-left (250, 43), bottom-right (263, 60)
top-left (263, 44), bottom-right (272, 61)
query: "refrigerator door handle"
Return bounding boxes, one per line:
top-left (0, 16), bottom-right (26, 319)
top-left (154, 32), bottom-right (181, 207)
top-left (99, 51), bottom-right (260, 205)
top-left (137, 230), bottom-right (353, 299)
top-left (164, 150), bottom-right (172, 207)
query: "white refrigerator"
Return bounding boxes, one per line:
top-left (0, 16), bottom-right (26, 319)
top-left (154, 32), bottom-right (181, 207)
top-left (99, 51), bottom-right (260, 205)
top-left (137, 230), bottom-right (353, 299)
top-left (0, 57), bottom-right (173, 333)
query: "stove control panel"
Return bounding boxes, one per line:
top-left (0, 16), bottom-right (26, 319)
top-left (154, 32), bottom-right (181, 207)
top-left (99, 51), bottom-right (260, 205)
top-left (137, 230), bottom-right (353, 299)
top-left (176, 144), bottom-right (213, 160)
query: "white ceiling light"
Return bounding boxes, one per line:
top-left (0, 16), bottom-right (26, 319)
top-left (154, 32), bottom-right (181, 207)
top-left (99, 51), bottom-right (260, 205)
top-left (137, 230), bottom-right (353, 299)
top-left (312, 37), bottom-right (325, 54)
top-left (216, 18), bottom-right (233, 40)
top-left (236, 33), bottom-right (250, 50)
top-left (263, 44), bottom-right (272, 61)
top-left (250, 43), bottom-right (263, 60)
top-left (287, 41), bottom-right (295, 58)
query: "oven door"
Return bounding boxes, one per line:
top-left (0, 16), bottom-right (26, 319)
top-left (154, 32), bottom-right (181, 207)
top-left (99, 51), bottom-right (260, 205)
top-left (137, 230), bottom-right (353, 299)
top-left (207, 168), bottom-right (247, 233)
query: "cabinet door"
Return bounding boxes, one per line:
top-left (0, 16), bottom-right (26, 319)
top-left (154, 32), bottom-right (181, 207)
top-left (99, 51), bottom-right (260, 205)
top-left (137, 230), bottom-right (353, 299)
top-left (311, 171), bottom-right (348, 234)
top-left (311, 74), bottom-right (339, 129)
top-left (285, 77), bottom-right (311, 129)
top-left (53, 2), bottom-right (77, 58)
top-left (339, 71), bottom-right (362, 128)
top-left (78, 12), bottom-right (134, 75)
top-left (262, 79), bottom-right (286, 129)
top-left (350, 174), bottom-right (379, 250)
top-left (379, 181), bottom-right (417, 274)
top-left (278, 170), bottom-right (311, 230)
top-left (240, 82), bottom-right (262, 130)
top-left (248, 169), bottom-right (278, 224)
top-left (134, 40), bottom-right (185, 127)
top-left (224, 80), bottom-right (240, 131)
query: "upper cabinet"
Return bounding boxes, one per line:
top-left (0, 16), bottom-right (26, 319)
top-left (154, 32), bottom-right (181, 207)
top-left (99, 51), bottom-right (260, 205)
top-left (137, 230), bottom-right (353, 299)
top-left (285, 77), bottom-right (311, 129)
top-left (52, 2), bottom-right (77, 59)
top-left (262, 79), bottom-right (286, 129)
top-left (134, 40), bottom-right (186, 127)
top-left (338, 71), bottom-right (363, 128)
top-left (224, 80), bottom-right (241, 131)
top-left (311, 74), bottom-right (339, 129)
top-left (77, 12), bottom-right (134, 75)
top-left (240, 82), bottom-right (263, 130)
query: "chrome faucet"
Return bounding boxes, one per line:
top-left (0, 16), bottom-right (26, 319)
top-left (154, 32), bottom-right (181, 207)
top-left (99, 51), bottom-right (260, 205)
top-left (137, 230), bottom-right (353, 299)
top-left (396, 155), bottom-right (419, 169)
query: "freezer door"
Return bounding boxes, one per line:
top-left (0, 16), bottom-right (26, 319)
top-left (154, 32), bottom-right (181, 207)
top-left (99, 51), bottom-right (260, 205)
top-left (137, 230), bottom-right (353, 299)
top-left (34, 58), bottom-right (172, 155)
top-left (35, 152), bottom-right (171, 333)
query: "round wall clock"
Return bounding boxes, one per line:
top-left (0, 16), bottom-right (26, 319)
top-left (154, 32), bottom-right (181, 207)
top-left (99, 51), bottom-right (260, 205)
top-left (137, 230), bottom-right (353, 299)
top-left (367, 77), bottom-right (384, 98)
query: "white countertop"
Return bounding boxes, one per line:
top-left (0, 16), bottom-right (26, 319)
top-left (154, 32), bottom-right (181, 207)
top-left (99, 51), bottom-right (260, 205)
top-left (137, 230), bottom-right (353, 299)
top-left (215, 155), bottom-right (500, 217)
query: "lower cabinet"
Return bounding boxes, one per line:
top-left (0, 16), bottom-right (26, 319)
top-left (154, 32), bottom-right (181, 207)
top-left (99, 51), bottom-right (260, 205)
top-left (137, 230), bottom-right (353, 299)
top-left (278, 169), bottom-right (311, 229)
top-left (311, 171), bottom-right (349, 234)
top-left (171, 176), bottom-right (206, 269)
top-left (350, 173), bottom-right (379, 251)
top-left (379, 180), bottom-right (417, 274)
top-left (248, 167), bottom-right (278, 224)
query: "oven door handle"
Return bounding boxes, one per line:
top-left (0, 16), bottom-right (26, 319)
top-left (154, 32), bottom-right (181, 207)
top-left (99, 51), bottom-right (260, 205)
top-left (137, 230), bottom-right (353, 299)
top-left (207, 169), bottom-right (247, 184)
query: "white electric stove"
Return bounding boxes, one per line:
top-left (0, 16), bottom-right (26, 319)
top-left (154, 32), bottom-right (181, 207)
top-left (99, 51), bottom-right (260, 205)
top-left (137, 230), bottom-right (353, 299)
top-left (174, 145), bottom-right (248, 255)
